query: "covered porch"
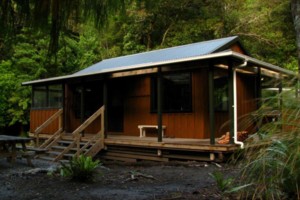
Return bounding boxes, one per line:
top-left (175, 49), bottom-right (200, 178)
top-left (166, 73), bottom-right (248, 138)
top-left (24, 41), bottom-right (294, 162)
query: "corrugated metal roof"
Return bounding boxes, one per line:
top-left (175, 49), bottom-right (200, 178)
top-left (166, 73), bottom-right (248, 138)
top-left (75, 36), bottom-right (238, 75)
top-left (22, 51), bottom-right (295, 86)
top-left (22, 36), bottom-right (295, 86)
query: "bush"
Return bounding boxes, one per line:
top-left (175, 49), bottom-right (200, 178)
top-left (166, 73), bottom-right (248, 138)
top-left (60, 155), bottom-right (101, 182)
top-left (233, 80), bottom-right (300, 199)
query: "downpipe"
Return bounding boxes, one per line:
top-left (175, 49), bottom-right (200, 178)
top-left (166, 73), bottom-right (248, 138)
top-left (233, 60), bottom-right (247, 149)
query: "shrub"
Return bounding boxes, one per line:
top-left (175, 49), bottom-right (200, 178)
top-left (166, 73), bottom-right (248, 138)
top-left (210, 171), bottom-right (233, 192)
top-left (233, 79), bottom-right (300, 199)
top-left (60, 155), bottom-right (101, 182)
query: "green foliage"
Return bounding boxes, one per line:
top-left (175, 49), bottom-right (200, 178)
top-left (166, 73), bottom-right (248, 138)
top-left (60, 155), bottom-right (101, 182)
top-left (210, 171), bottom-right (233, 192)
top-left (0, 0), bottom-right (298, 133)
top-left (233, 78), bottom-right (300, 199)
top-left (210, 171), bottom-right (253, 196)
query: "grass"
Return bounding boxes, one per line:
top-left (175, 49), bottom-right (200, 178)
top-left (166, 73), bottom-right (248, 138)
top-left (231, 78), bottom-right (300, 199)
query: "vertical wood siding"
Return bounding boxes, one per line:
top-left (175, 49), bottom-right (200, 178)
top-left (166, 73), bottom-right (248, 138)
top-left (123, 69), bottom-right (257, 139)
top-left (231, 44), bottom-right (245, 54)
top-left (66, 83), bottom-right (102, 134)
top-left (32, 69), bottom-right (257, 138)
top-left (215, 73), bottom-right (257, 137)
top-left (123, 67), bottom-right (210, 139)
top-left (30, 109), bottom-right (60, 134)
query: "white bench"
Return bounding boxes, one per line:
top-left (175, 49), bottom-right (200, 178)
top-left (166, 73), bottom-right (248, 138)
top-left (138, 125), bottom-right (166, 137)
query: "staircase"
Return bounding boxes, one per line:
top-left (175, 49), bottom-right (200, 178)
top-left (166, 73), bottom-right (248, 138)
top-left (38, 135), bottom-right (104, 162)
top-left (32, 106), bottom-right (105, 162)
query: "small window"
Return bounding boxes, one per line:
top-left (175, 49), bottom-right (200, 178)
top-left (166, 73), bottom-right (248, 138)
top-left (33, 86), bottom-right (47, 108)
top-left (49, 85), bottom-right (63, 108)
top-left (214, 76), bottom-right (228, 111)
top-left (32, 84), bottom-right (63, 108)
top-left (151, 73), bottom-right (192, 113)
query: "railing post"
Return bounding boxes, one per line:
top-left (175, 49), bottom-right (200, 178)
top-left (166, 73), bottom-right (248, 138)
top-left (36, 134), bottom-right (40, 147)
top-left (59, 114), bottom-right (62, 134)
top-left (76, 135), bottom-right (81, 157)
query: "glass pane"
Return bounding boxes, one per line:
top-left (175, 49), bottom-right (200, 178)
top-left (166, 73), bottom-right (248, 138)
top-left (33, 86), bottom-right (47, 108)
top-left (48, 85), bottom-right (63, 108)
top-left (214, 76), bottom-right (228, 111)
top-left (151, 73), bottom-right (192, 113)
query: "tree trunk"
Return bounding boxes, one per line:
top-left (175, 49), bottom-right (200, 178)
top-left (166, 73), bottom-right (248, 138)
top-left (291, 0), bottom-right (300, 74)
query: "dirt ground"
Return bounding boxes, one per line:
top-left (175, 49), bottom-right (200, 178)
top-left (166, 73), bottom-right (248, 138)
top-left (0, 158), bottom-right (237, 200)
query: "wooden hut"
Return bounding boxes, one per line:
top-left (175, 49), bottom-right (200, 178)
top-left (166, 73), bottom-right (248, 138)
top-left (22, 36), bottom-right (294, 162)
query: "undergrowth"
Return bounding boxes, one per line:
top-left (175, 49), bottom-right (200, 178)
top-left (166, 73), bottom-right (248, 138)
top-left (231, 78), bottom-right (300, 199)
top-left (60, 155), bottom-right (101, 182)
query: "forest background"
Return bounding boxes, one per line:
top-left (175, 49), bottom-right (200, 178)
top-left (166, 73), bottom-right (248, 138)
top-left (0, 0), bottom-right (298, 134)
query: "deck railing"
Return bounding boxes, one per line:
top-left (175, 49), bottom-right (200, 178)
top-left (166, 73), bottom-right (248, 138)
top-left (34, 109), bottom-right (63, 147)
top-left (54, 105), bottom-right (105, 161)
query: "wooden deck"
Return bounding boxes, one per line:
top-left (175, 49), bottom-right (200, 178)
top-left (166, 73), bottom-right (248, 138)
top-left (104, 135), bottom-right (238, 152)
top-left (30, 133), bottom-right (239, 162)
top-left (101, 135), bottom-right (238, 162)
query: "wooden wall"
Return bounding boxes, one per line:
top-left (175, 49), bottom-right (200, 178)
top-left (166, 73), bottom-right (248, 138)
top-left (65, 84), bottom-right (102, 134)
top-left (231, 44), bottom-right (245, 54)
top-left (123, 67), bottom-right (210, 139)
top-left (215, 73), bottom-right (257, 137)
top-left (123, 69), bottom-right (257, 139)
top-left (30, 69), bottom-right (257, 138)
top-left (30, 109), bottom-right (60, 134)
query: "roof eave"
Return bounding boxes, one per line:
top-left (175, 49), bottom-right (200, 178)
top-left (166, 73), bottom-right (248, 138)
top-left (231, 52), bottom-right (295, 76)
top-left (22, 51), bottom-right (295, 86)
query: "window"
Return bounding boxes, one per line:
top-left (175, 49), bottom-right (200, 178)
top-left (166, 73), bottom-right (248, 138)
top-left (72, 84), bottom-right (103, 119)
top-left (151, 73), bottom-right (192, 113)
top-left (32, 84), bottom-right (63, 108)
top-left (32, 86), bottom-right (47, 108)
top-left (214, 76), bottom-right (228, 111)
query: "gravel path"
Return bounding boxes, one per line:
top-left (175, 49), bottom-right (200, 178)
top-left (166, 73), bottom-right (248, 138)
top-left (0, 158), bottom-right (235, 200)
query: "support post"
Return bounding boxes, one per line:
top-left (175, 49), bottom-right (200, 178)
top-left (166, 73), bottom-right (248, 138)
top-left (228, 61), bottom-right (234, 144)
top-left (103, 81), bottom-right (108, 138)
top-left (278, 78), bottom-right (283, 109)
top-left (157, 67), bottom-right (163, 142)
top-left (80, 85), bottom-right (85, 137)
top-left (256, 67), bottom-right (262, 108)
top-left (209, 64), bottom-right (215, 145)
top-left (63, 84), bottom-right (66, 131)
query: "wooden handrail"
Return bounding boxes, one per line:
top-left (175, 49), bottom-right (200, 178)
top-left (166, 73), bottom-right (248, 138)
top-left (40, 128), bottom-right (63, 149)
top-left (56, 105), bottom-right (105, 160)
top-left (72, 105), bottom-right (105, 155)
top-left (72, 106), bottom-right (104, 137)
top-left (35, 109), bottom-right (63, 134)
top-left (34, 109), bottom-right (63, 147)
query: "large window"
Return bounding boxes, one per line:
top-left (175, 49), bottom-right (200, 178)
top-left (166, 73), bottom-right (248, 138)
top-left (32, 84), bottom-right (63, 108)
top-left (151, 73), bottom-right (192, 113)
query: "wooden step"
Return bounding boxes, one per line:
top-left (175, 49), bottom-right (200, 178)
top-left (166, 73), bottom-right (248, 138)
top-left (51, 146), bottom-right (65, 150)
top-left (58, 140), bottom-right (87, 146)
top-left (36, 134), bottom-right (104, 162)
top-left (38, 156), bottom-right (55, 162)
top-left (100, 155), bottom-right (137, 162)
top-left (103, 152), bottom-right (169, 162)
top-left (47, 151), bottom-right (75, 158)
top-left (51, 145), bottom-right (89, 152)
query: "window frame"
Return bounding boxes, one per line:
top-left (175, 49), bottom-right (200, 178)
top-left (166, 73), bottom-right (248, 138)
top-left (151, 72), bottom-right (193, 113)
top-left (214, 76), bottom-right (229, 112)
top-left (32, 84), bottom-right (63, 109)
